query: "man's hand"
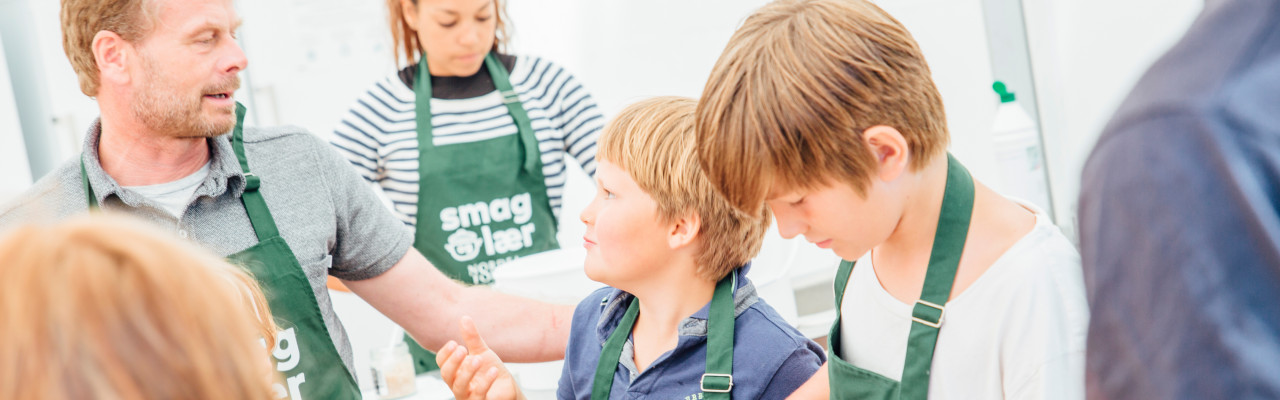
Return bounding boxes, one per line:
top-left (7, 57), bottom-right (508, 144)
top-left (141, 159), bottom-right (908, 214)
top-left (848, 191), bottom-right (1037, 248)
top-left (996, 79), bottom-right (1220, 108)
top-left (436, 316), bottom-right (525, 400)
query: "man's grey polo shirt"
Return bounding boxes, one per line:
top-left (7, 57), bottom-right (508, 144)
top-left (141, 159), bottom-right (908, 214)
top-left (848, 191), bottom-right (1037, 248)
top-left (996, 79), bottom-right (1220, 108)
top-left (0, 120), bottom-right (415, 376)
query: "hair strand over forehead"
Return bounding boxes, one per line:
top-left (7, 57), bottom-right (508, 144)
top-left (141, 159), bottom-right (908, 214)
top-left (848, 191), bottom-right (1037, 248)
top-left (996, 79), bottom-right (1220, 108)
top-left (696, 0), bottom-right (948, 213)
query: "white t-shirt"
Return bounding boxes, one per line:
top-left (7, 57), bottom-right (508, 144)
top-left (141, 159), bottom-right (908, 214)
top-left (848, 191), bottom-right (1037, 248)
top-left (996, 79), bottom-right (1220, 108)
top-left (123, 162), bottom-right (210, 218)
top-left (839, 201), bottom-right (1088, 399)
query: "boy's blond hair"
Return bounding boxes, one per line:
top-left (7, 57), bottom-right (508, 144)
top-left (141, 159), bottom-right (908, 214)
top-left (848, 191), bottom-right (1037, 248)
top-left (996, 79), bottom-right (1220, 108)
top-left (0, 215), bottom-right (280, 400)
top-left (599, 97), bottom-right (772, 282)
top-left (696, 0), bottom-right (948, 213)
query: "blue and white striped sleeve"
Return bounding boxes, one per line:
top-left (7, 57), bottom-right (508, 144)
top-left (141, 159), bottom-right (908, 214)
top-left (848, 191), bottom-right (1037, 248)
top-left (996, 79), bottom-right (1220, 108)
top-left (549, 67), bottom-right (604, 178)
top-left (330, 95), bottom-right (386, 183)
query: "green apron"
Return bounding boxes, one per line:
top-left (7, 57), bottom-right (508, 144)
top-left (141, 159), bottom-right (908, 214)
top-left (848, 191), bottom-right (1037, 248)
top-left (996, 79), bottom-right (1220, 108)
top-left (592, 273), bottom-right (737, 399)
top-left (826, 154), bottom-right (974, 400)
top-left (82, 103), bottom-right (362, 399)
top-left (405, 53), bottom-right (561, 373)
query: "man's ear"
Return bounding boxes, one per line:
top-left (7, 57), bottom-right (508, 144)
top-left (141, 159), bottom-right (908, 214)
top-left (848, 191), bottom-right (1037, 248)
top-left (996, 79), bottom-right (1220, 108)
top-left (92, 30), bottom-right (132, 87)
top-left (861, 125), bottom-right (911, 182)
top-left (667, 210), bottom-right (701, 250)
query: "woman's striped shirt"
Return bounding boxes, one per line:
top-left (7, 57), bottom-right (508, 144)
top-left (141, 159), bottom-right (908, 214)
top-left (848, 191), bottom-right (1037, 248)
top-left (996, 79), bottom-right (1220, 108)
top-left (331, 55), bottom-right (603, 226)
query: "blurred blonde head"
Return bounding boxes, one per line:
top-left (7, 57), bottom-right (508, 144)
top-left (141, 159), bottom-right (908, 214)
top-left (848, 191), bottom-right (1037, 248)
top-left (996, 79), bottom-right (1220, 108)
top-left (0, 215), bottom-right (279, 400)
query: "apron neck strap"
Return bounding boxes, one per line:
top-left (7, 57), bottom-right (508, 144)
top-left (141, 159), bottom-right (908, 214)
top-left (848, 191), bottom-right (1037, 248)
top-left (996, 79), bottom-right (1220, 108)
top-left (81, 158), bottom-right (99, 209)
top-left (229, 102), bottom-right (281, 242)
top-left (414, 53), bottom-right (541, 175)
top-left (833, 260), bottom-right (855, 310)
top-left (592, 272), bottom-right (739, 399)
top-left (917, 153), bottom-right (975, 309)
top-left (591, 298), bottom-right (638, 400)
top-left (899, 153), bottom-right (974, 399)
top-left (701, 271), bottom-right (736, 398)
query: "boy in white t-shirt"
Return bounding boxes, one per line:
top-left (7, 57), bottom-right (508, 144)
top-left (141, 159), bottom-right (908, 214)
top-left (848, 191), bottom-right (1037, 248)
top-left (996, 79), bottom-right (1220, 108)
top-left (693, 0), bottom-right (1089, 398)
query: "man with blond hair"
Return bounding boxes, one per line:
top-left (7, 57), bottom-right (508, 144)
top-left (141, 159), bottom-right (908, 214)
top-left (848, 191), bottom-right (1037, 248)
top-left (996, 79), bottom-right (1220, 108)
top-left (0, 0), bottom-right (571, 399)
top-left (695, 0), bottom-right (1089, 398)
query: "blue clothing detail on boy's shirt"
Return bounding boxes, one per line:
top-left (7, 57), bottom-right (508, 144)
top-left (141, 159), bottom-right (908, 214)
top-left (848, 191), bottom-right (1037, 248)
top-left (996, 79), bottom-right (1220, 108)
top-left (557, 265), bottom-right (825, 399)
top-left (1079, 0), bottom-right (1280, 398)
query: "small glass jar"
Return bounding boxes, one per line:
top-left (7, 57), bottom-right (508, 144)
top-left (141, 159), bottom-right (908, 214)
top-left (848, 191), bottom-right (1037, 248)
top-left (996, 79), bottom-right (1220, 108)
top-left (370, 341), bottom-right (417, 399)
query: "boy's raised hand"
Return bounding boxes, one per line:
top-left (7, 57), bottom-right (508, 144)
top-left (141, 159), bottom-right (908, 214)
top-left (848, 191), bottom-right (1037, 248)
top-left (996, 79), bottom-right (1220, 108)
top-left (436, 316), bottom-right (525, 400)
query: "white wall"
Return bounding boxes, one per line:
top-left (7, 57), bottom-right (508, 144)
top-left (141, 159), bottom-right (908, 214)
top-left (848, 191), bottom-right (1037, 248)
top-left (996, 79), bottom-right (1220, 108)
top-left (234, 0), bottom-right (396, 138)
top-left (876, 0), bottom-right (1007, 202)
top-left (1022, 0), bottom-right (1202, 236)
top-left (3, 0), bottom-right (102, 174)
top-left (0, 33), bottom-right (33, 202)
top-left (506, 0), bottom-right (773, 117)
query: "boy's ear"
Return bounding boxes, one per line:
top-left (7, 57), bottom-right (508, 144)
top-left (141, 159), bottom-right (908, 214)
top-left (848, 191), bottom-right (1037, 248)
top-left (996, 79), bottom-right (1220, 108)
top-left (861, 125), bottom-right (911, 182)
top-left (667, 210), bottom-right (701, 250)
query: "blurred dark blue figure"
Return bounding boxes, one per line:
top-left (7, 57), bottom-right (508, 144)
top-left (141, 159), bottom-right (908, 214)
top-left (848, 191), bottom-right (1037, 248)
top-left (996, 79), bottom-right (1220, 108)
top-left (1079, 0), bottom-right (1280, 398)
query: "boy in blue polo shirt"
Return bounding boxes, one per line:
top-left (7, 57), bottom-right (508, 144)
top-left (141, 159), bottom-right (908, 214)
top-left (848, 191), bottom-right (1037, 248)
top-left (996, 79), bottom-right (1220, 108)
top-left (435, 97), bottom-right (825, 399)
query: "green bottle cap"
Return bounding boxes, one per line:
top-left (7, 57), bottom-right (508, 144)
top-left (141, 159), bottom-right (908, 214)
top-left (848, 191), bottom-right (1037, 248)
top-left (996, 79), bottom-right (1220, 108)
top-left (993, 81), bottom-right (1016, 103)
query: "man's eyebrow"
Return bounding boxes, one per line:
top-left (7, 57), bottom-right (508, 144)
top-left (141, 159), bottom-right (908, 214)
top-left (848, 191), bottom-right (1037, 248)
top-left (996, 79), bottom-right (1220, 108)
top-left (183, 19), bottom-right (238, 38)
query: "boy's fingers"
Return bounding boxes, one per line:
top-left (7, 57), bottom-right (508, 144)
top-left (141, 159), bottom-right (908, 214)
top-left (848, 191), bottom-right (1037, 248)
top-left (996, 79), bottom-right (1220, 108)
top-left (452, 354), bottom-right (482, 396)
top-left (439, 344), bottom-right (467, 386)
top-left (460, 316), bottom-right (491, 355)
top-left (468, 367), bottom-right (499, 400)
top-left (435, 341), bottom-right (458, 368)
